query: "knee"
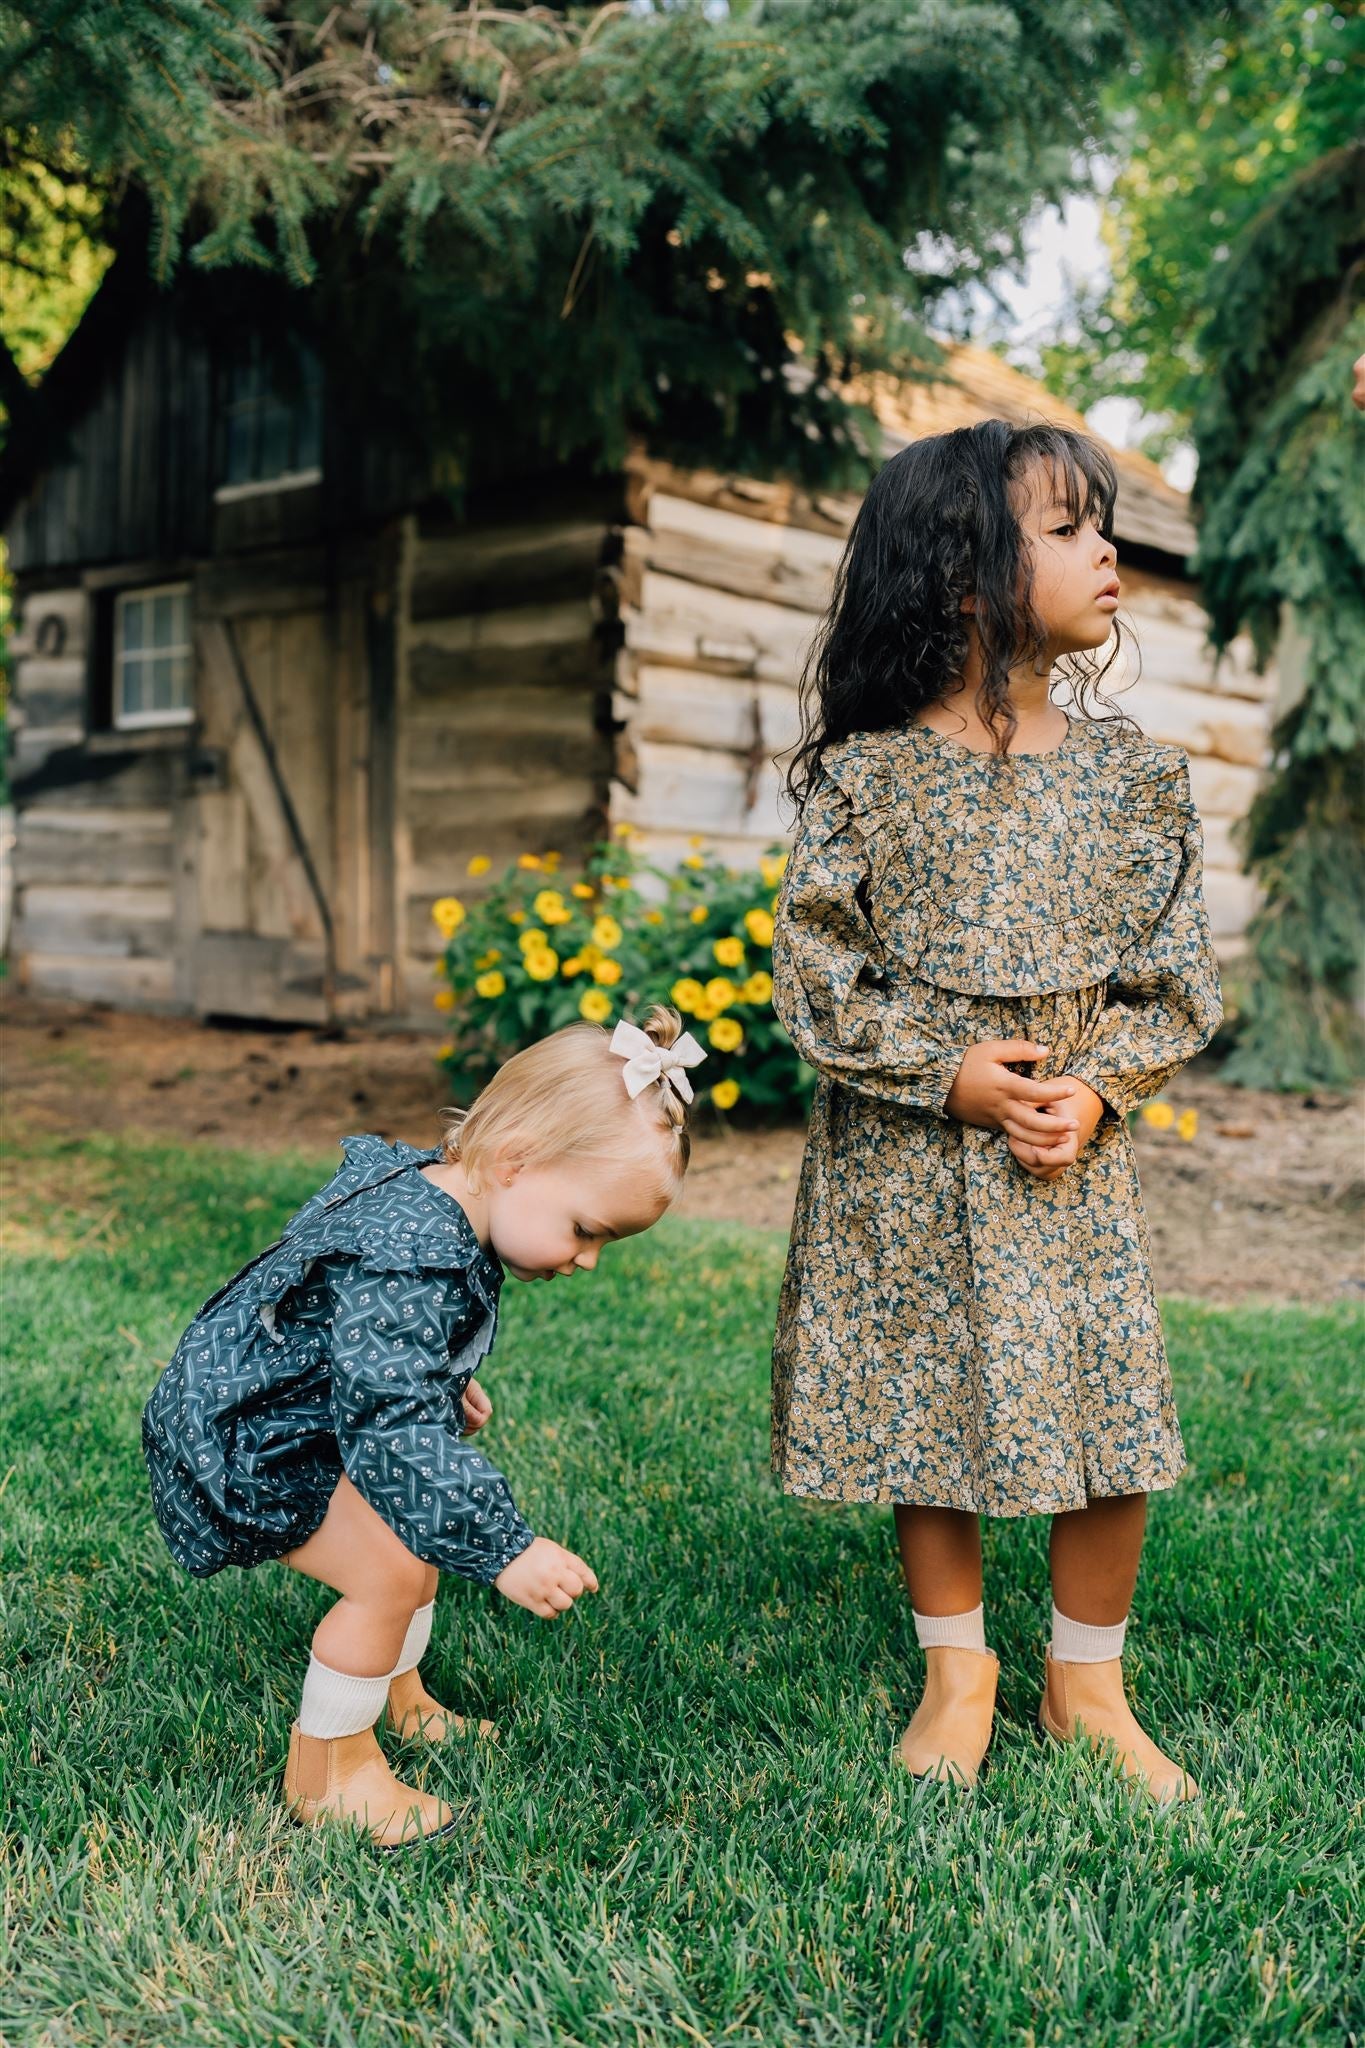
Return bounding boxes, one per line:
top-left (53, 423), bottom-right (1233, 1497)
top-left (359, 1544), bottom-right (430, 1611)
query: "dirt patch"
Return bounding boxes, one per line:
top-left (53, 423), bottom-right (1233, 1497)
top-left (2, 990), bottom-right (1361, 1307)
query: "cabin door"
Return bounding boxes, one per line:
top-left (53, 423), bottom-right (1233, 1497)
top-left (186, 601), bottom-right (368, 1023)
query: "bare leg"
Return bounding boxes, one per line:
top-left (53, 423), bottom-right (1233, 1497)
top-left (1049, 1491), bottom-right (1147, 1623)
top-left (283, 1470), bottom-right (429, 1673)
top-left (894, 1504), bottom-right (983, 1613)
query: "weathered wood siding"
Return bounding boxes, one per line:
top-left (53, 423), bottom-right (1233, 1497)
top-left (611, 453), bottom-right (1274, 959)
top-left (396, 508), bottom-right (617, 1018)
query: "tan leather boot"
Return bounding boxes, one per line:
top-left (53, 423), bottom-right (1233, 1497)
top-left (385, 1666), bottom-right (497, 1745)
top-left (895, 1645), bottom-right (999, 1787)
top-left (1038, 1650), bottom-right (1199, 1804)
top-left (282, 1723), bottom-right (458, 1849)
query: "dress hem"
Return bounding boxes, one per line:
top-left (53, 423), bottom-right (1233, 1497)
top-left (773, 1460), bottom-right (1186, 1519)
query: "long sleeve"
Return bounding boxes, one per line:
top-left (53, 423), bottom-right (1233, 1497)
top-left (1068, 780), bottom-right (1224, 1121)
top-left (325, 1256), bottom-right (534, 1586)
top-left (772, 775), bottom-right (965, 1116)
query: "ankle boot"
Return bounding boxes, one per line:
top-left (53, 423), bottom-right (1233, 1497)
top-left (896, 1645), bottom-right (999, 1787)
top-left (385, 1665), bottom-right (497, 1745)
top-left (1038, 1650), bottom-right (1199, 1805)
top-left (282, 1722), bottom-right (458, 1849)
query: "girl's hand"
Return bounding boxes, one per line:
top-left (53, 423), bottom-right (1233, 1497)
top-left (461, 1379), bottom-right (492, 1434)
top-left (1006, 1077), bottom-right (1105, 1180)
top-left (494, 1537), bottom-right (599, 1619)
top-left (945, 1039), bottom-right (1081, 1135)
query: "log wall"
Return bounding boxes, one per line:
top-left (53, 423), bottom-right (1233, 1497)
top-left (611, 454), bottom-right (1275, 958)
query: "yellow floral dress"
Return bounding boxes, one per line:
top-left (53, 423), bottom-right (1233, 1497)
top-left (770, 715), bottom-right (1223, 1518)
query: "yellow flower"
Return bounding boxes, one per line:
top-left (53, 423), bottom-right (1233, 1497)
top-left (683, 854), bottom-right (705, 871)
top-left (533, 889), bottom-right (569, 923)
top-left (705, 977), bottom-right (737, 1011)
top-left (1141, 1101), bottom-right (1176, 1130)
top-left (744, 908), bottom-right (775, 947)
top-left (579, 989), bottom-right (612, 1023)
top-left (525, 949), bottom-right (560, 981)
top-left (613, 821), bottom-right (638, 839)
top-left (593, 915), bottom-right (623, 950)
top-left (439, 1040), bottom-right (455, 1058)
top-left (709, 1017), bottom-right (744, 1053)
top-left (431, 896), bottom-right (466, 936)
top-left (475, 970), bottom-right (506, 998)
top-left (571, 882), bottom-right (595, 900)
top-left (643, 909), bottom-right (664, 925)
top-left (508, 908), bottom-right (526, 925)
top-left (1176, 1109), bottom-right (1199, 1142)
top-left (688, 835), bottom-right (706, 849)
top-left (543, 851), bottom-right (561, 871)
top-left (433, 987), bottom-right (456, 1011)
top-left (689, 905), bottom-right (709, 925)
top-left (691, 995), bottom-right (720, 1022)
top-left (466, 856), bottom-right (492, 877)
top-left (518, 928), bottom-right (550, 954)
top-left (518, 854), bottom-right (544, 871)
top-left (759, 851), bottom-right (788, 888)
top-left (713, 936), bottom-right (746, 969)
top-left (711, 1078), bottom-right (740, 1110)
top-left (593, 957), bottom-right (623, 985)
top-left (562, 956), bottom-right (585, 977)
top-left (475, 949), bottom-right (502, 970)
top-left (742, 970), bottom-right (773, 1004)
top-left (671, 977), bottom-right (706, 1013)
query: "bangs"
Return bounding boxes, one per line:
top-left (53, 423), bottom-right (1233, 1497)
top-left (1006, 424), bottom-right (1118, 543)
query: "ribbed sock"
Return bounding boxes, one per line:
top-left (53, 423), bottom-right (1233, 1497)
top-left (388, 1599), bottom-right (435, 1680)
top-left (1050, 1604), bottom-right (1128, 1663)
top-left (297, 1655), bottom-right (390, 1738)
top-left (912, 1602), bottom-right (988, 1654)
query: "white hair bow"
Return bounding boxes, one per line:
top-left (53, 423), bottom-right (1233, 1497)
top-left (609, 1019), bottom-right (707, 1104)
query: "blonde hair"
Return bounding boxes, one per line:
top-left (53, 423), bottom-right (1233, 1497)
top-left (441, 1004), bottom-right (693, 1197)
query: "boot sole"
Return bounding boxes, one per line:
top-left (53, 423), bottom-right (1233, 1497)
top-left (285, 1803), bottom-right (461, 1852)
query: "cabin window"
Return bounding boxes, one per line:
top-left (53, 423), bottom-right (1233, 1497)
top-left (113, 583), bottom-right (194, 729)
top-left (215, 334), bottom-right (323, 499)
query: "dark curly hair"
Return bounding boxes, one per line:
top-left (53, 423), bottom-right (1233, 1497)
top-left (784, 418), bottom-right (1137, 809)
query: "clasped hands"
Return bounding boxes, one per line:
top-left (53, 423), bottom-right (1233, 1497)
top-left (945, 1038), bottom-right (1105, 1181)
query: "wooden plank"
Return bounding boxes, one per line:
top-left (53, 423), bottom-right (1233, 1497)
top-left (14, 881), bottom-right (174, 959)
top-left (1187, 754), bottom-right (1263, 821)
top-left (624, 442), bottom-right (856, 541)
top-left (21, 951), bottom-right (176, 1006)
top-left (636, 492), bottom-right (843, 613)
top-left (630, 569), bottom-right (818, 683)
top-left (1120, 678), bottom-right (1269, 767)
top-left (620, 666), bottom-right (802, 758)
top-left (14, 815), bottom-right (173, 887)
top-left (402, 725), bottom-right (606, 792)
top-left (408, 639), bottom-right (602, 698)
top-left (410, 519), bottom-right (608, 620)
top-left (190, 932), bottom-right (329, 1023)
top-left (16, 749), bottom-right (180, 811)
top-left (1203, 868), bottom-right (1261, 939)
top-left (194, 549), bottom-right (329, 620)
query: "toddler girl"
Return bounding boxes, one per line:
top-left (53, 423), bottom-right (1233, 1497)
top-left (143, 1007), bottom-right (704, 1848)
top-left (771, 420), bottom-right (1222, 1803)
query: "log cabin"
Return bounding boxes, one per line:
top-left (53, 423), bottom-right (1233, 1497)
top-left (2, 282), bottom-right (1272, 1027)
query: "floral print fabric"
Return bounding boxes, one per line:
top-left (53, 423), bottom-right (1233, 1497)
top-left (142, 1135), bottom-right (535, 1583)
top-left (770, 716), bottom-right (1223, 1517)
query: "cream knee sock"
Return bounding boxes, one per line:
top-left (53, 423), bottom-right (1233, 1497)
top-left (913, 1602), bottom-right (988, 1653)
top-left (1051, 1603), bottom-right (1128, 1662)
top-left (297, 1655), bottom-right (390, 1738)
top-left (388, 1599), bottom-right (435, 1679)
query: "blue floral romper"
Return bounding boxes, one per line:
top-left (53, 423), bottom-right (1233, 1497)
top-left (770, 716), bottom-right (1224, 1518)
top-left (142, 1135), bottom-right (535, 1584)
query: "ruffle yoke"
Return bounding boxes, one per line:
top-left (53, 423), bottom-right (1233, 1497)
top-left (817, 717), bottom-right (1195, 999)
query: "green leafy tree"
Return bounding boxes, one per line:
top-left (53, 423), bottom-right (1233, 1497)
top-left (2, 0), bottom-right (1247, 497)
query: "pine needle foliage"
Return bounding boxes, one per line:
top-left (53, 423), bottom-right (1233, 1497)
top-left (2, 0), bottom-right (1249, 492)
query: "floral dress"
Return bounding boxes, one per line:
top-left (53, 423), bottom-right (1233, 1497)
top-left (770, 715), bottom-right (1223, 1518)
top-left (142, 1135), bottom-right (535, 1583)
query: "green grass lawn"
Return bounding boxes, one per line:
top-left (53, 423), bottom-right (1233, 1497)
top-left (2, 1133), bottom-right (1362, 2047)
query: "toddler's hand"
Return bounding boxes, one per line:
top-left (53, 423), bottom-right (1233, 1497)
top-left (946, 1039), bottom-right (1081, 1137)
top-left (494, 1537), bottom-right (599, 1619)
top-left (1006, 1076), bottom-right (1105, 1180)
top-left (461, 1379), bottom-right (492, 1434)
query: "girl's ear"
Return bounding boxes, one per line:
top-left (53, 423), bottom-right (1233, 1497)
top-left (960, 591), bottom-right (977, 615)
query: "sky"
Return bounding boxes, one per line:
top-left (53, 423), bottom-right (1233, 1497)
top-left (975, 192), bottom-right (1197, 491)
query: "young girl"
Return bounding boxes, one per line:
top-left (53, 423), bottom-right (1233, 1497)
top-left (770, 420), bottom-right (1222, 1803)
top-left (142, 1007), bottom-right (705, 1849)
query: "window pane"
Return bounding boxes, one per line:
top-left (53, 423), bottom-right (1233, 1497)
top-left (152, 593), bottom-right (175, 649)
top-left (169, 588), bottom-right (190, 647)
top-left (169, 653), bottom-right (192, 711)
top-left (121, 598), bottom-right (144, 654)
top-left (260, 398), bottom-right (290, 481)
top-left (121, 659), bottom-right (146, 717)
top-left (148, 657), bottom-right (173, 711)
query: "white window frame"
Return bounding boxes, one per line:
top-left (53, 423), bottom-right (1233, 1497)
top-left (112, 582), bottom-right (195, 731)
